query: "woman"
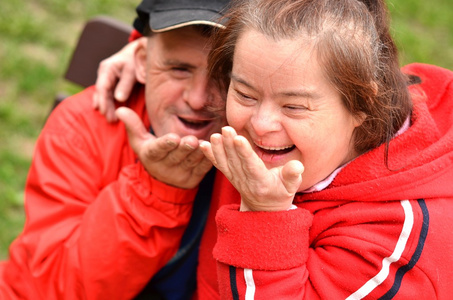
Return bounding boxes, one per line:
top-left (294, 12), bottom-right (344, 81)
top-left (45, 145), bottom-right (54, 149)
top-left (197, 0), bottom-right (453, 298)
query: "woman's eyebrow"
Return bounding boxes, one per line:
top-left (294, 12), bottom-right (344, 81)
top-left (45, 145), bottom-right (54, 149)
top-left (231, 73), bottom-right (318, 99)
top-left (230, 73), bottom-right (254, 89)
top-left (279, 90), bottom-right (318, 99)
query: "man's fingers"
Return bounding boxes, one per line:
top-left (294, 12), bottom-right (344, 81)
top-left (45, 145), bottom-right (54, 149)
top-left (114, 65), bottom-right (136, 102)
top-left (104, 98), bottom-right (118, 122)
top-left (94, 60), bottom-right (119, 112)
top-left (116, 107), bottom-right (151, 150)
top-left (191, 157), bottom-right (214, 177)
top-left (179, 144), bottom-right (207, 170)
top-left (162, 136), bottom-right (200, 166)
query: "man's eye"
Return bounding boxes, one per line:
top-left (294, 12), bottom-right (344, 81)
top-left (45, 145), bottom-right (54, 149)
top-left (172, 67), bottom-right (189, 72)
top-left (171, 68), bottom-right (191, 78)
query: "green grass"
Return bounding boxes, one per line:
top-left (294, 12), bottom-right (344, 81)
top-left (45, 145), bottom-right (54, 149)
top-left (0, 0), bottom-right (452, 260)
top-left (0, 0), bottom-right (137, 259)
top-left (388, 0), bottom-right (453, 70)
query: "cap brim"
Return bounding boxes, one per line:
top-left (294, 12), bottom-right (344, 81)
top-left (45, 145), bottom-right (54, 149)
top-left (149, 9), bottom-right (225, 32)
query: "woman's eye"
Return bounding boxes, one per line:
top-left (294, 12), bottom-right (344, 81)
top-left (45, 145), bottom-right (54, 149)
top-left (236, 90), bottom-right (253, 100)
top-left (283, 104), bottom-right (310, 115)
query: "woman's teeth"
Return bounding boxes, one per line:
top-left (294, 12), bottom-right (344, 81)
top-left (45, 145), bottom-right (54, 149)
top-left (257, 144), bottom-right (296, 154)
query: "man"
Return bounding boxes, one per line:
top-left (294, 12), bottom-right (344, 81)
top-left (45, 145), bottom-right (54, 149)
top-left (0, 0), bottom-right (230, 299)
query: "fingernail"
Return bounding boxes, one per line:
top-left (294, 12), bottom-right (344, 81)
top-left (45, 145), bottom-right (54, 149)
top-left (222, 126), bottom-right (234, 136)
top-left (211, 134), bottom-right (221, 144)
top-left (166, 140), bottom-right (177, 147)
top-left (200, 141), bottom-right (210, 148)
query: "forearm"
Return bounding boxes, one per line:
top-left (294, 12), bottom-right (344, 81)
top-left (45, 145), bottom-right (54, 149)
top-left (77, 163), bottom-right (197, 299)
top-left (213, 200), bottom-right (436, 299)
top-left (20, 162), bottom-right (196, 299)
top-left (214, 204), bottom-right (313, 299)
top-left (10, 96), bottom-right (197, 299)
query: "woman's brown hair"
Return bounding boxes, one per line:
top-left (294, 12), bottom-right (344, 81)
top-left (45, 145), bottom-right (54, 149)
top-left (209, 0), bottom-right (413, 160)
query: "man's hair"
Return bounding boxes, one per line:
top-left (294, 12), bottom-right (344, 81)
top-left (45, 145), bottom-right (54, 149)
top-left (209, 0), bottom-right (413, 158)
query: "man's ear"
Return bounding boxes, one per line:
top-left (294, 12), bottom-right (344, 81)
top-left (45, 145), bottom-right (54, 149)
top-left (135, 38), bottom-right (148, 84)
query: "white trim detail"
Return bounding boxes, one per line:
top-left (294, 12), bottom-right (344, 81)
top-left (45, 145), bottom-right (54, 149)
top-left (346, 200), bottom-right (414, 300)
top-left (244, 268), bottom-right (256, 300)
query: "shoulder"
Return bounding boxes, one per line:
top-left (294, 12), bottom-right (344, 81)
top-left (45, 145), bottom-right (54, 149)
top-left (45, 85), bottom-right (147, 137)
top-left (402, 63), bottom-right (453, 82)
top-left (45, 86), bottom-right (104, 135)
top-left (40, 86), bottom-right (130, 155)
top-left (402, 63), bottom-right (453, 106)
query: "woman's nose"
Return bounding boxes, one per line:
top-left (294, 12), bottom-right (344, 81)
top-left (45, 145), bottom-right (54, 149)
top-left (251, 102), bottom-right (282, 136)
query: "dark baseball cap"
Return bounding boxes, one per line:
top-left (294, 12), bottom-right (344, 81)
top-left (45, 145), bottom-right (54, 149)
top-left (134, 0), bottom-right (231, 33)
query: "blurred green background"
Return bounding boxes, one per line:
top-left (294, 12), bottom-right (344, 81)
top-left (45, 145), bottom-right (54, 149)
top-left (0, 0), bottom-right (452, 259)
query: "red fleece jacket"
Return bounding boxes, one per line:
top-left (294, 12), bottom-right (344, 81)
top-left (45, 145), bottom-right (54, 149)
top-left (195, 63), bottom-right (453, 299)
top-left (0, 86), bottom-right (199, 299)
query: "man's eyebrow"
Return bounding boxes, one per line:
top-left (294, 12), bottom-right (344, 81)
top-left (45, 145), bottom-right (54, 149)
top-left (163, 59), bottom-right (195, 69)
top-left (231, 73), bottom-right (318, 99)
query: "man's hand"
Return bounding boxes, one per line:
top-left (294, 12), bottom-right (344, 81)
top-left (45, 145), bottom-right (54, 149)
top-left (93, 37), bottom-right (146, 123)
top-left (200, 126), bottom-right (304, 211)
top-left (116, 107), bottom-right (213, 189)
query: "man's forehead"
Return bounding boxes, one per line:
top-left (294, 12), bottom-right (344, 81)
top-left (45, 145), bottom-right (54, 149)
top-left (150, 26), bottom-right (212, 49)
top-left (148, 29), bottom-right (211, 67)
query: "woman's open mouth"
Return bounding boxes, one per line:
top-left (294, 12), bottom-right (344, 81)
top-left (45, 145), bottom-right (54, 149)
top-left (256, 144), bottom-right (296, 155)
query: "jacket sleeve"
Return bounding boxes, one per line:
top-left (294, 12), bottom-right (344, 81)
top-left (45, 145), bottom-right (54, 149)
top-left (213, 204), bottom-right (312, 299)
top-left (9, 92), bottom-right (197, 299)
top-left (213, 200), bottom-right (433, 299)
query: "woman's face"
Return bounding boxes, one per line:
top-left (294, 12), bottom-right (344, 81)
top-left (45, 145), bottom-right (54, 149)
top-left (226, 29), bottom-right (364, 191)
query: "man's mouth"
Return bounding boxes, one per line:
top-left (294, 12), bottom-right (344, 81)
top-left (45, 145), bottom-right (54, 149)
top-left (178, 117), bottom-right (211, 130)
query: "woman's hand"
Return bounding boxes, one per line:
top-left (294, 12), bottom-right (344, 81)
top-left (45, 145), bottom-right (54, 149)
top-left (200, 126), bottom-right (304, 211)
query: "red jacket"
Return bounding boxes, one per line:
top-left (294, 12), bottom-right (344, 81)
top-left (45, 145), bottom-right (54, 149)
top-left (196, 63), bottom-right (453, 299)
top-left (1, 63), bottom-right (452, 299)
top-left (0, 86), bottom-right (200, 299)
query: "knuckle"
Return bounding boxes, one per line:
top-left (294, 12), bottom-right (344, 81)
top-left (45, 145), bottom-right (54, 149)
top-left (167, 154), bottom-right (181, 165)
top-left (144, 148), bottom-right (161, 161)
top-left (182, 157), bottom-right (197, 169)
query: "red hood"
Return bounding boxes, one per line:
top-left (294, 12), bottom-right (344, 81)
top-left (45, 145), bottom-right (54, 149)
top-left (298, 63), bottom-right (453, 202)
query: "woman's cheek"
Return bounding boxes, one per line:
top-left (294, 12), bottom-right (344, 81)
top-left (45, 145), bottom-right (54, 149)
top-left (226, 100), bottom-right (245, 128)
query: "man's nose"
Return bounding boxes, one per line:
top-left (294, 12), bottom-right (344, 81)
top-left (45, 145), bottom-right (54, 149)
top-left (183, 74), bottom-right (212, 110)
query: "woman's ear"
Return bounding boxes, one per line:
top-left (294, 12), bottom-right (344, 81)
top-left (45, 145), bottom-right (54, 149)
top-left (371, 81), bottom-right (378, 96)
top-left (354, 111), bottom-right (367, 128)
top-left (135, 37), bottom-right (148, 84)
top-left (353, 81), bottom-right (377, 127)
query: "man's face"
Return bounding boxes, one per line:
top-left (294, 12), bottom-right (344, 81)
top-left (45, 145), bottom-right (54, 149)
top-left (141, 26), bottom-right (225, 140)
